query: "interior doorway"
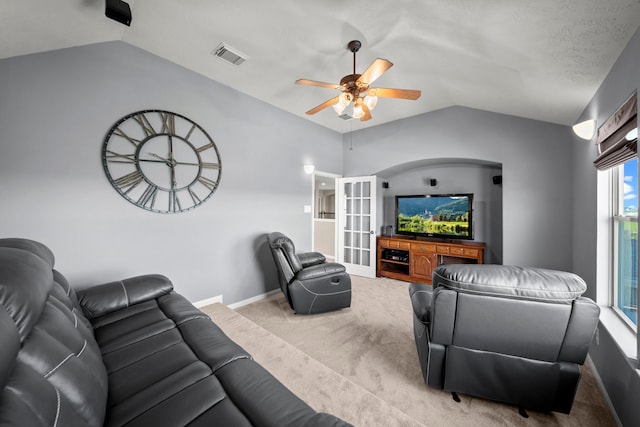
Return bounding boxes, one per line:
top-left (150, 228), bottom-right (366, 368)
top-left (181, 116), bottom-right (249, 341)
top-left (312, 171), bottom-right (340, 262)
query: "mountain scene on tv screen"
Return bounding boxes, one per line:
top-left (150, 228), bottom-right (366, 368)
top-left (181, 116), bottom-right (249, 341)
top-left (398, 196), bottom-right (470, 237)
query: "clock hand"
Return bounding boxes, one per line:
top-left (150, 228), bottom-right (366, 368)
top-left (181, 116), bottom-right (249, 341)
top-left (172, 161), bottom-right (199, 166)
top-left (137, 158), bottom-right (166, 163)
top-left (172, 161), bottom-right (221, 170)
top-left (150, 153), bottom-right (173, 166)
top-left (170, 163), bottom-right (177, 190)
top-left (144, 155), bottom-right (217, 169)
top-left (161, 138), bottom-right (178, 190)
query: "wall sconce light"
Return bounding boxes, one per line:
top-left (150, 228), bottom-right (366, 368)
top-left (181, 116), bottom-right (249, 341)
top-left (572, 119), bottom-right (597, 141)
top-left (304, 164), bottom-right (315, 174)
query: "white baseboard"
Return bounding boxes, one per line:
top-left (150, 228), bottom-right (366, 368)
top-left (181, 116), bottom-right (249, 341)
top-left (193, 289), bottom-right (280, 310)
top-left (228, 289), bottom-right (280, 310)
top-left (193, 294), bottom-right (224, 308)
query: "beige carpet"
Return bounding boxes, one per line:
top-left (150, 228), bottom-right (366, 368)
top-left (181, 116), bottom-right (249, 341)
top-left (202, 302), bottom-right (423, 426)
top-left (203, 276), bottom-right (616, 426)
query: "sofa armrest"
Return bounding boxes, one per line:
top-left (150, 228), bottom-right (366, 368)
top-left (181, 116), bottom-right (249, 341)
top-left (558, 297), bottom-right (601, 364)
top-left (77, 274), bottom-right (173, 319)
top-left (298, 251), bottom-right (326, 268)
top-left (296, 262), bottom-right (345, 280)
top-left (409, 282), bottom-right (433, 323)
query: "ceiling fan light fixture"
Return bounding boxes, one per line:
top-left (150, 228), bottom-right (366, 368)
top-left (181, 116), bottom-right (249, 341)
top-left (333, 102), bottom-right (347, 115)
top-left (363, 95), bottom-right (378, 110)
top-left (338, 92), bottom-right (353, 106)
top-left (352, 102), bottom-right (365, 119)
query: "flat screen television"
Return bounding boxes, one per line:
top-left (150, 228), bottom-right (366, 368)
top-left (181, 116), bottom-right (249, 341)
top-left (395, 194), bottom-right (473, 240)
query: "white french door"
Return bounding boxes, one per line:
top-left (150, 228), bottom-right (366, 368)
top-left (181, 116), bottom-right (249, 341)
top-left (337, 176), bottom-right (377, 278)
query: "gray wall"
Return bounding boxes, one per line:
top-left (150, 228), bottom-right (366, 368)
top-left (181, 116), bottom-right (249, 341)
top-left (343, 106), bottom-right (573, 270)
top-left (0, 41), bottom-right (343, 304)
top-left (572, 27), bottom-right (640, 427)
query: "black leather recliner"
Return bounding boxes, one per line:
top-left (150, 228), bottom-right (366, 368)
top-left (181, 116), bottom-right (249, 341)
top-left (267, 232), bottom-right (351, 314)
top-left (409, 264), bottom-right (600, 414)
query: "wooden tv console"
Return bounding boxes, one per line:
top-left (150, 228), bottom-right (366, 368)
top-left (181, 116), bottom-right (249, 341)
top-left (377, 236), bottom-right (486, 284)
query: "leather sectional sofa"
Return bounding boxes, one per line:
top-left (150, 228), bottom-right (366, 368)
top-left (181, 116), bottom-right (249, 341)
top-left (0, 238), bottom-right (349, 426)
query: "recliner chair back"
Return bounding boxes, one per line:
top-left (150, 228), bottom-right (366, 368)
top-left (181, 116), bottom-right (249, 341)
top-left (267, 232), bottom-right (301, 299)
top-left (410, 264), bottom-right (600, 414)
top-left (267, 232), bottom-right (351, 314)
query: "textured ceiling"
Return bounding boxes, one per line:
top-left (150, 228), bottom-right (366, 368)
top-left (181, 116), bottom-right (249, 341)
top-left (3, 0), bottom-right (640, 133)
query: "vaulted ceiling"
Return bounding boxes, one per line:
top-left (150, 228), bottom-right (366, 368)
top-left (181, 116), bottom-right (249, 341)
top-left (3, 0), bottom-right (640, 133)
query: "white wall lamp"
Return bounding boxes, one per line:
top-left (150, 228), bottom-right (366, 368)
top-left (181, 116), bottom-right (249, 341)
top-left (572, 119), bottom-right (597, 141)
top-left (304, 164), bottom-right (315, 174)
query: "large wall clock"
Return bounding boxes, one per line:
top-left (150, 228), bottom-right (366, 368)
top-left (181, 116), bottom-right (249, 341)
top-left (102, 110), bottom-right (222, 213)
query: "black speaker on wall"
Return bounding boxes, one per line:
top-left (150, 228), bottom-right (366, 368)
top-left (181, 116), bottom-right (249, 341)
top-left (492, 175), bottom-right (502, 185)
top-left (382, 181), bottom-right (389, 189)
top-left (106, 0), bottom-right (132, 26)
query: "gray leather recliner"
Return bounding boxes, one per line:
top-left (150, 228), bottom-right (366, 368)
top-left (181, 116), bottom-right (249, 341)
top-left (409, 264), bottom-right (600, 414)
top-left (267, 232), bottom-right (351, 314)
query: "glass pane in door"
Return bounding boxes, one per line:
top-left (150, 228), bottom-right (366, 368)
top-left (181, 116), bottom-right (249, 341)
top-left (362, 250), bottom-right (370, 266)
top-left (342, 179), bottom-right (370, 268)
top-left (337, 176), bottom-right (377, 278)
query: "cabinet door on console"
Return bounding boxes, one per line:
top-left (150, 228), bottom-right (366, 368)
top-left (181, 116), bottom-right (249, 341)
top-left (411, 252), bottom-right (438, 282)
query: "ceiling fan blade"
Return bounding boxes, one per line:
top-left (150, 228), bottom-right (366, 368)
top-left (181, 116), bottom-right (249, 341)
top-left (360, 102), bottom-right (372, 122)
top-left (368, 87), bottom-right (421, 100)
top-left (296, 79), bottom-right (340, 90)
top-left (305, 96), bottom-right (340, 115)
top-left (357, 58), bottom-right (393, 86)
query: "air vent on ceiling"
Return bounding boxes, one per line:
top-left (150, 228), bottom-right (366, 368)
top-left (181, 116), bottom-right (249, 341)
top-left (212, 43), bottom-right (248, 66)
top-left (339, 113), bottom-right (354, 121)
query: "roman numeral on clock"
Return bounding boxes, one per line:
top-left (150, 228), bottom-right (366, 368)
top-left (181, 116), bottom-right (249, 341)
top-left (160, 112), bottom-right (176, 134)
top-left (198, 176), bottom-right (218, 191)
top-left (133, 113), bottom-right (157, 137)
top-left (188, 188), bottom-right (202, 205)
top-left (168, 190), bottom-right (181, 212)
top-left (105, 150), bottom-right (135, 164)
top-left (113, 170), bottom-right (144, 193)
top-left (138, 184), bottom-right (158, 208)
top-left (113, 128), bottom-right (142, 147)
top-left (196, 142), bottom-right (215, 152)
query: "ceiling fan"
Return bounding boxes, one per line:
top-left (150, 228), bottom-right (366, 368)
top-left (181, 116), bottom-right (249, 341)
top-left (296, 40), bottom-right (421, 122)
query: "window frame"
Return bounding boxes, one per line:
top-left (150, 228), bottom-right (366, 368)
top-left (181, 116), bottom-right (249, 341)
top-left (611, 159), bottom-right (638, 332)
